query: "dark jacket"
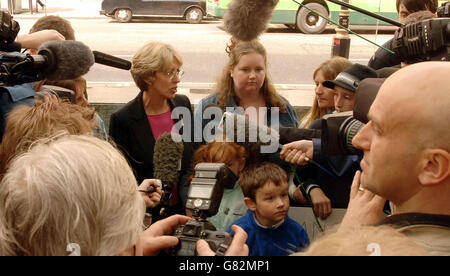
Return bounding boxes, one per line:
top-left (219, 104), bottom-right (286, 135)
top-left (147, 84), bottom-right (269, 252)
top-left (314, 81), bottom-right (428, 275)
top-left (109, 92), bottom-right (194, 216)
top-left (368, 38), bottom-right (402, 70)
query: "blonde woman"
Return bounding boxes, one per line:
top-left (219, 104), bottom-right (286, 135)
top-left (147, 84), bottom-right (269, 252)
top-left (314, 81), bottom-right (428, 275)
top-left (299, 56), bottom-right (352, 128)
top-left (194, 38), bottom-right (299, 145)
top-left (109, 41), bottom-right (194, 218)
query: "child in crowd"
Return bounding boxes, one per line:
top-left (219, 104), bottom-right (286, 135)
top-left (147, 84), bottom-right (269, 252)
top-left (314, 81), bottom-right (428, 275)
top-left (228, 162), bottom-right (309, 256)
top-left (189, 140), bottom-right (248, 231)
top-left (294, 64), bottom-right (378, 220)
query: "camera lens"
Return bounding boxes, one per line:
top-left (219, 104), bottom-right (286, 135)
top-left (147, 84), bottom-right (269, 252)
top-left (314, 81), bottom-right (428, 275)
top-left (339, 117), bottom-right (365, 155)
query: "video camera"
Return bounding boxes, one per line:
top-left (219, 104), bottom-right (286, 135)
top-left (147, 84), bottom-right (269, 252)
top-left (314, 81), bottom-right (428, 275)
top-left (169, 163), bottom-right (236, 256)
top-left (0, 9), bottom-right (20, 49)
top-left (320, 78), bottom-right (385, 156)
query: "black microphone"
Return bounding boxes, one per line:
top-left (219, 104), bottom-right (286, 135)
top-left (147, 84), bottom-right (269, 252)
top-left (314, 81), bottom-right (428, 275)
top-left (36, 40), bottom-right (94, 80)
top-left (278, 127), bottom-right (321, 145)
top-left (223, 0), bottom-right (279, 41)
top-left (92, 51), bottom-right (131, 70)
top-left (153, 132), bottom-right (184, 218)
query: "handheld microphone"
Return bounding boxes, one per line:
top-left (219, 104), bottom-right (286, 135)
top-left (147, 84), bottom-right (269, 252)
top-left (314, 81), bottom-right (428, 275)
top-left (153, 132), bottom-right (184, 218)
top-left (92, 51), bottom-right (131, 70)
top-left (223, 0), bottom-right (279, 41)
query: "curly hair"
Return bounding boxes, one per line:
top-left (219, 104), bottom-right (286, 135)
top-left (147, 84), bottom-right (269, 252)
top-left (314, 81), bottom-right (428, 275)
top-left (215, 38), bottom-right (287, 113)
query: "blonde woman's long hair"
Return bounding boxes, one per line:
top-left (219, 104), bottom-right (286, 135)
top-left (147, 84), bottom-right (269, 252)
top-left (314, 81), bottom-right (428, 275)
top-left (0, 135), bottom-right (145, 256)
top-left (300, 56), bottom-right (352, 128)
top-left (215, 38), bottom-right (287, 113)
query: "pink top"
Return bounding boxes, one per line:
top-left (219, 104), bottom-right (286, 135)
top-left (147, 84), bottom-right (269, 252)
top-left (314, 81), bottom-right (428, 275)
top-left (147, 110), bottom-right (174, 141)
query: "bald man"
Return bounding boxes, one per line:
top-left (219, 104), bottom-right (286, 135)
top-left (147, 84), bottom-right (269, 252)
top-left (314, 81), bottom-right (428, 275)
top-left (340, 61), bottom-right (450, 256)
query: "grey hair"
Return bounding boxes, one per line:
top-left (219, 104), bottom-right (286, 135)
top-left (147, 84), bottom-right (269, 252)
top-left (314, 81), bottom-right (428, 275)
top-left (0, 135), bottom-right (145, 256)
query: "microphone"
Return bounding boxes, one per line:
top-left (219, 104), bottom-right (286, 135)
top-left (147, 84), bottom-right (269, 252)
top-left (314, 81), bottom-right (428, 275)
top-left (153, 132), bottom-right (184, 218)
top-left (223, 0), bottom-right (279, 41)
top-left (278, 127), bottom-right (321, 145)
top-left (36, 40), bottom-right (94, 80)
top-left (219, 111), bottom-right (280, 162)
top-left (92, 51), bottom-right (131, 70)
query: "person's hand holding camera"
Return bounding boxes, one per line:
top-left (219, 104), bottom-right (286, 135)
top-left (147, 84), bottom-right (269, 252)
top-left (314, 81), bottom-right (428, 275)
top-left (280, 140), bottom-right (314, 165)
top-left (196, 225), bottom-right (249, 256)
top-left (135, 214), bottom-right (191, 256)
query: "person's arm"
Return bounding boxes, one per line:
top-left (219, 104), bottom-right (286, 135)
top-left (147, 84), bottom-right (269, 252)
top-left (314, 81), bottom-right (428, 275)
top-left (16, 29), bottom-right (65, 50)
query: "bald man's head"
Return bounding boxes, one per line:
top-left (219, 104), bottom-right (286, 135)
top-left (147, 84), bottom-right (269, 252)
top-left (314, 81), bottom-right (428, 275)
top-left (375, 62), bottom-right (450, 149)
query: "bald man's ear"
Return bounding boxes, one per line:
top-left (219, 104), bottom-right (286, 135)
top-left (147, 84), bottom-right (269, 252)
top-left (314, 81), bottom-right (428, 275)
top-left (418, 149), bottom-right (450, 186)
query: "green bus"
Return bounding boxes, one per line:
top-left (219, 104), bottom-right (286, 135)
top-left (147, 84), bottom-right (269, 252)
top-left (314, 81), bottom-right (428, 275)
top-left (206, 0), bottom-right (442, 34)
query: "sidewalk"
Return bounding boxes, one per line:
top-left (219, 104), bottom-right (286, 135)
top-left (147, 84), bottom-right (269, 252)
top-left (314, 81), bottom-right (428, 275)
top-left (7, 0), bottom-right (104, 19)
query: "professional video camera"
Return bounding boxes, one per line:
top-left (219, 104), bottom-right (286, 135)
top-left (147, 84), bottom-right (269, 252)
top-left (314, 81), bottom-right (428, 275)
top-left (169, 163), bottom-right (235, 256)
top-left (324, 0), bottom-right (449, 63)
top-left (320, 78), bottom-right (384, 156)
top-left (0, 9), bottom-right (20, 49)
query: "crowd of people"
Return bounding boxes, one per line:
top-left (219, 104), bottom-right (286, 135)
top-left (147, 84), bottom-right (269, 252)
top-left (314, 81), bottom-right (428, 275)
top-left (0, 0), bottom-right (448, 256)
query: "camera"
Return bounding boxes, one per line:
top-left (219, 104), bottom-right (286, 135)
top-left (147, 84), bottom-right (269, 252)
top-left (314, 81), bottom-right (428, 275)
top-left (320, 78), bottom-right (385, 156)
top-left (169, 163), bottom-right (236, 256)
top-left (0, 9), bottom-right (20, 47)
top-left (392, 17), bottom-right (450, 64)
top-left (437, 1), bottom-right (450, 18)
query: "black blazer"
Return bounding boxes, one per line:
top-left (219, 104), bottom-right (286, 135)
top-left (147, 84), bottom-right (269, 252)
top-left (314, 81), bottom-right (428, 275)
top-left (109, 92), bottom-right (194, 206)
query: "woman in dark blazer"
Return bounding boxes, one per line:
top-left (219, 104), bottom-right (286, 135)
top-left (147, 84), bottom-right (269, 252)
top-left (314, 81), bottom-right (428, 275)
top-left (109, 41), bottom-right (193, 221)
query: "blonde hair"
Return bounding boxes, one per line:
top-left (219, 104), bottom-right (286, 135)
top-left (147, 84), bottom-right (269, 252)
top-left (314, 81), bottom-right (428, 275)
top-left (296, 225), bottom-right (429, 256)
top-left (131, 41), bottom-right (183, 92)
top-left (215, 38), bottom-right (287, 113)
top-left (0, 100), bottom-right (97, 177)
top-left (300, 57), bottom-right (352, 128)
top-left (0, 135), bottom-right (145, 256)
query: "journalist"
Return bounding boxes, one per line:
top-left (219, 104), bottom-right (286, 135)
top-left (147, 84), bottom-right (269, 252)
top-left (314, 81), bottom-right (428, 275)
top-left (281, 62), bottom-right (450, 256)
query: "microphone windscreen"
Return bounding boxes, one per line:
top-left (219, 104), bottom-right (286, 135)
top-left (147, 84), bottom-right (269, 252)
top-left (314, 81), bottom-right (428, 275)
top-left (222, 112), bottom-right (279, 163)
top-left (153, 132), bottom-right (184, 189)
top-left (223, 0), bottom-right (279, 41)
top-left (38, 40), bottom-right (94, 80)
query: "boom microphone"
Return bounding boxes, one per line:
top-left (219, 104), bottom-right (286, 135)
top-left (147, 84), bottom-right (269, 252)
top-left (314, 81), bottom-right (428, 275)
top-left (153, 132), bottom-right (184, 218)
top-left (37, 40), bottom-right (94, 80)
top-left (92, 51), bottom-right (131, 70)
top-left (223, 0), bottom-right (279, 41)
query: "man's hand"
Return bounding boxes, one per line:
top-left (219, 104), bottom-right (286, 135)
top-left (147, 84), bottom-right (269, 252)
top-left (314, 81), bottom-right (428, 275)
top-left (138, 179), bottom-right (163, 208)
top-left (196, 225), bottom-right (249, 256)
top-left (280, 140), bottom-right (314, 165)
top-left (309, 188), bottom-right (332, 220)
top-left (339, 171), bottom-right (386, 231)
top-left (17, 30), bottom-right (65, 51)
top-left (135, 215), bottom-right (191, 256)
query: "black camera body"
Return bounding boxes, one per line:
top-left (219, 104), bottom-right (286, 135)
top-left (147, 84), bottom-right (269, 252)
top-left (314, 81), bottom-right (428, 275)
top-left (320, 78), bottom-right (385, 156)
top-left (392, 18), bottom-right (450, 64)
top-left (170, 163), bottom-right (236, 256)
top-left (171, 219), bottom-right (232, 256)
top-left (0, 9), bottom-right (19, 45)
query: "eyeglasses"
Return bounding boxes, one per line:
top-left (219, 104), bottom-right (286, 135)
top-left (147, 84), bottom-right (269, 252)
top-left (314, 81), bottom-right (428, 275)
top-left (162, 69), bottom-right (184, 80)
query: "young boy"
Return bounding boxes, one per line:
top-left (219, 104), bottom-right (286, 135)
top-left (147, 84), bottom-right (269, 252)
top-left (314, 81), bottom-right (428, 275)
top-left (227, 162), bottom-right (309, 256)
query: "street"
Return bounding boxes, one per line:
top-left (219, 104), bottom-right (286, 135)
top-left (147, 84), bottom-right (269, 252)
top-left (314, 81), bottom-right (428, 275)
top-left (17, 18), bottom-right (394, 88)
